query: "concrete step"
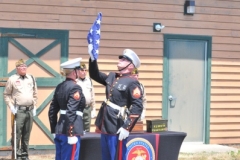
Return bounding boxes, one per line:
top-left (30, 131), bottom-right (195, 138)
top-left (180, 142), bottom-right (238, 153)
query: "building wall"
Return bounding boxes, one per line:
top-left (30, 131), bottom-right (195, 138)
top-left (0, 0), bottom-right (240, 144)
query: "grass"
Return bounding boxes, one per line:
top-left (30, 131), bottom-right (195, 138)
top-left (1, 147), bottom-right (240, 160)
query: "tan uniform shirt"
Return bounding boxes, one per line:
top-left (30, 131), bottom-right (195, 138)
top-left (4, 74), bottom-right (38, 108)
top-left (76, 77), bottom-right (95, 109)
top-left (140, 83), bottom-right (147, 110)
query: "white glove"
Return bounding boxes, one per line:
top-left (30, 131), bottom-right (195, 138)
top-left (68, 136), bottom-right (78, 145)
top-left (32, 108), bottom-right (36, 116)
top-left (91, 108), bottom-right (96, 118)
top-left (140, 110), bottom-right (146, 121)
top-left (88, 44), bottom-right (94, 61)
top-left (52, 134), bottom-right (56, 139)
top-left (117, 127), bottom-right (129, 141)
top-left (10, 106), bottom-right (17, 115)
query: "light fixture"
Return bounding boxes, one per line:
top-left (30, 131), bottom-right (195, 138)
top-left (153, 23), bottom-right (165, 32)
top-left (184, 0), bottom-right (195, 15)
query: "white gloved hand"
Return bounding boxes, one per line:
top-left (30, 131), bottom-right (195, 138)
top-left (10, 106), bottom-right (17, 115)
top-left (140, 110), bottom-right (146, 121)
top-left (88, 44), bottom-right (95, 61)
top-left (91, 108), bottom-right (96, 118)
top-left (52, 134), bottom-right (56, 139)
top-left (116, 127), bottom-right (129, 141)
top-left (32, 108), bottom-right (36, 116)
top-left (68, 136), bottom-right (78, 145)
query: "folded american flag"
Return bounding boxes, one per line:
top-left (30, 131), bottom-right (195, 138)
top-left (87, 12), bottom-right (102, 61)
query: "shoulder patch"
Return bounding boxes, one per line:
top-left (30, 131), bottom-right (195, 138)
top-left (132, 87), bottom-right (141, 99)
top-left (73, 91), bottom-right (80, 100)
top-left (15, 80), bottom-right (21, 86)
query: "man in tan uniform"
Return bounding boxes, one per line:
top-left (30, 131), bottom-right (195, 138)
top-left (76, 62), bottom-right (96, 132)
top-left (4, 59), bottom-right (37, 160)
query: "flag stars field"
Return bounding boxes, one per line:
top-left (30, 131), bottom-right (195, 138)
top-left (87, 12), bottom-right (102, 61)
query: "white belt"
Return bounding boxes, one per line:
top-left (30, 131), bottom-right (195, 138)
top-left (60, 110), bottom-right (83, 117)
top-left (105, 99), bottom-right (121, 111)
top-left (104, 99), bottom-right (126, 118)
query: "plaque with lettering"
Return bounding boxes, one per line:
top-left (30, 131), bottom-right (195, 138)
top-left (146, 119), bottom-right (168, 132)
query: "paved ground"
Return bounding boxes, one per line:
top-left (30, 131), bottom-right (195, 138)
top-left (180, 142), bottom-right (238, 153)
top-left (179, 143), bottom-right (240, 160)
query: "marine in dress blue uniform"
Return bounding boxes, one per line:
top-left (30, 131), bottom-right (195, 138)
top-left (89, 49), bottom-right (143, 160)
top-left (48, 58), bottom-right (86, 160)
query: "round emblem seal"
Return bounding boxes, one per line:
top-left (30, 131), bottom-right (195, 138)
top-left (126, 138), bottom-right (155, 160)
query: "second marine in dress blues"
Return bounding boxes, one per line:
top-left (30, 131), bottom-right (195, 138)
top-left (48, 58), bottom-right (86, 160)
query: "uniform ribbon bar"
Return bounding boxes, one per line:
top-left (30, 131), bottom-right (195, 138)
top-left (87, 12), bottom-right (102, 61)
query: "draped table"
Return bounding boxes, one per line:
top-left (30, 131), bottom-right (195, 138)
top-left (79, 131), bottom-right (187, 160)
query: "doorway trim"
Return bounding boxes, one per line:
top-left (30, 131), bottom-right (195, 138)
top-left (162, 34), bottom-right (212, 144)
top-left (0, 27), bottom-right (69, 149)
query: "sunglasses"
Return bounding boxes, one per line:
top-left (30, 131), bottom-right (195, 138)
top-left (17, 65), bottom-right (27, 68)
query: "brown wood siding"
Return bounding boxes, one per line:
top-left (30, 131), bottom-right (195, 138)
top-left (1, 0), bottom-right (240, 144)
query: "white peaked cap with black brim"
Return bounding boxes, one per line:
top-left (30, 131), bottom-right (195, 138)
top-left (60, 58), bottom-right (82, 69)
top-left (119, 49), bottom-right (141, 68)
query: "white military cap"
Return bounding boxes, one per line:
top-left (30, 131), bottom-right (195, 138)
top-left (60, 58), bottom-right (82, 69)
top-left (119, 49), bottom-right (141, 68)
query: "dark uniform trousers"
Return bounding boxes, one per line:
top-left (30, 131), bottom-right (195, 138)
top-left (83, 105), bottom-right (91, 132)
top-left (16, 109), bottom-right (33, 159)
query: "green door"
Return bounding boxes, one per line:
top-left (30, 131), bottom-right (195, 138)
top-left (0, 28), bottom-right (69, 149)
top-left (163, 34), bottom-right (212, 143)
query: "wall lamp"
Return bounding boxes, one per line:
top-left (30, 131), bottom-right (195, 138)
top-left (184, 0), bottom-right (195, 15)
top-left (153, 23), bottom-right (165, 32)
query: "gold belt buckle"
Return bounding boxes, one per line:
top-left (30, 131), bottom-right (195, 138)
top-left (106, 99), bottom-right (109, 105)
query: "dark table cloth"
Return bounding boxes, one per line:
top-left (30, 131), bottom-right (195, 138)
top-left (79, 131), bottom-right (186, 160)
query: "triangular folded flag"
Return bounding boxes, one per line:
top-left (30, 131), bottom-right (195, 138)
top-left (87, 12), bottom-right (102, 60)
